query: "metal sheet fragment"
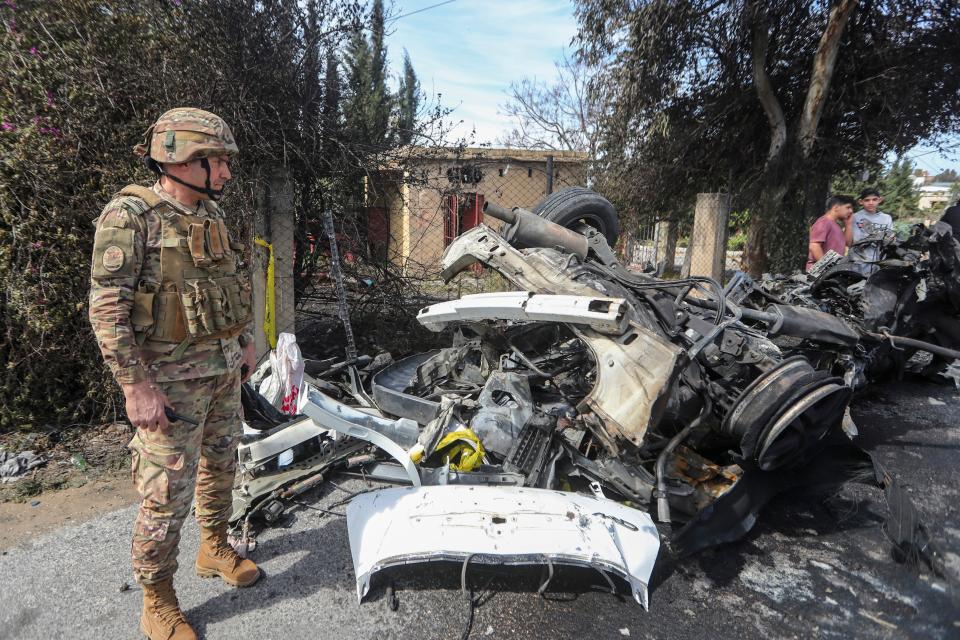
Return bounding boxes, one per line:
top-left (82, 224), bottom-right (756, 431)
top-left (346, 485), bottom-right (660, 608)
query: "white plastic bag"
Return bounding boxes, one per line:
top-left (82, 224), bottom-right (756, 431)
top-left (257, 332), bottom-right (305, 416)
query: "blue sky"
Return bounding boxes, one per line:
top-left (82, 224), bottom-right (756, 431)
top-left (385, 0), bottom-right (959, 173)
top-left (386, 0), bottom-right (577, 145)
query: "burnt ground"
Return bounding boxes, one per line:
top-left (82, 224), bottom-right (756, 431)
top-left (1, 378), bottom-right (957, 639)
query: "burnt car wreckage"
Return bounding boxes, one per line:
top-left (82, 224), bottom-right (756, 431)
top-left (231, 188), bottom-right (959, 611)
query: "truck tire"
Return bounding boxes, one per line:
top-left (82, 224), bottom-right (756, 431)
top-left (530, 187), bottom-right (621, 246)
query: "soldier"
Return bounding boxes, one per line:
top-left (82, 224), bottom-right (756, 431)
top-left (88, 108), bottom-right (259, 640)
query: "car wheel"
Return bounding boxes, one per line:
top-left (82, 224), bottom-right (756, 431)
top-left (530, 187), bottom-right (621, 246)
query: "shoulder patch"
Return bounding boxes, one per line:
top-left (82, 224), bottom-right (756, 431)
top-left (102, 245), bottom-right (126, 272)
top-left (91, 226), bottom-right (137, 278)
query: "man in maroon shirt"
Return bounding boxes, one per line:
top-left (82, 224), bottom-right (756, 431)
top-left (806, 195), bottom-right (856, 272)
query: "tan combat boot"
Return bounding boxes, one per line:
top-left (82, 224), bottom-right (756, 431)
top-left (195, 523), bottom-right (261, 587)
top-left (140, 578), bottom-right (197, 640)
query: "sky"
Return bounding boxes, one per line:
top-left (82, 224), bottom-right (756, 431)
top-left (386, 0), bottom-right (577, 146)
top-left (385, 0), bottom-right (959, 174)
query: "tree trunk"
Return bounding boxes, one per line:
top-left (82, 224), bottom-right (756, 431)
top-left (747, 155), bottom-right (831, 277)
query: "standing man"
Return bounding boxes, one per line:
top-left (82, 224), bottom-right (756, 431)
top-left (89, 108), bottom-right (260, 640)
top-left (846, 187), bottom-right (894, 275)
top-left (806, 195), bottom-right (856, 272)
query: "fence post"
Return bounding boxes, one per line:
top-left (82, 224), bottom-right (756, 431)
top-left (686, 192), bottom-right (731, 282)
top-left (269, 168), bottom-right (296, 342)
top-left (654, 220), bottom-right (677, 274)
top-left (251, 168), bottom-right (296, 361)
top-left (545, 155), bottom-right (554, 195)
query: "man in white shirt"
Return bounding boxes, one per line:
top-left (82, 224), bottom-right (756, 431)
top-left (845, 187), bottom-right (894, 275)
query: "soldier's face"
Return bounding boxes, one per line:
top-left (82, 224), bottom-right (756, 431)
top-left (168, 155), bottom-right (233, 198)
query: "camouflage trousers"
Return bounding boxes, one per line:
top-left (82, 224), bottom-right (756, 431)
top-left (128, 370), bottom-right (241, 585)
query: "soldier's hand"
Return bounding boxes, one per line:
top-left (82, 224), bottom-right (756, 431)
top-left (121, 381), bottom-right (173, 433)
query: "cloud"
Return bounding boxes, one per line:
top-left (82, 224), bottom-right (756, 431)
top-left (388, 0), bottom-right (577, 144)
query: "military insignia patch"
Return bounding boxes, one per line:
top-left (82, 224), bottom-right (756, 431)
top-left (102, 245), bottom-right (126, 272)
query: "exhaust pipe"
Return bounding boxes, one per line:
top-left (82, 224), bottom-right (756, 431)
top-left (483, 201), bottom-right (589, 259)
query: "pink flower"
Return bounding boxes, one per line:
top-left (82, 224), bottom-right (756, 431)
top-left (4, 1), bottom-right (18, 9)
top-left (1, 121), bottom-right (14, 131)
top-left (29, 46), bottom-right (37, 56)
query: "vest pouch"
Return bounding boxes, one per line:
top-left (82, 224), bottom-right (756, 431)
top-left (131, 290), bottom-right (155, 335)
top-left (217, 221), bottom-right (233, 257)
top-left (188, 224), bottom-right (212, 267)
top-left (216, 276), bottom-right (252, 325)
top-left (150, 292), bottom-right (186, 342)
top-left (206, 219), bottom-right (226, 261)
top-left (180, 279), bottom-right (229, 339)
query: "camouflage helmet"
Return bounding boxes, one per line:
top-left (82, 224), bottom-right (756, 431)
top-left (134, 107), bottom-right (238, 165)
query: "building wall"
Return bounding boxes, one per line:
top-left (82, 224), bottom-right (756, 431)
top-left (385, 150), bottom-right (588, 277)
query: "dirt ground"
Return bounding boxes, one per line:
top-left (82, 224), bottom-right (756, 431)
top-left (0, 421), bottom-right (139, 551)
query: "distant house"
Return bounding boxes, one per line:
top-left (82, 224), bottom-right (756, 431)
top-left (367, 147), bottom-right (589, 277)
top-left (918, 182), bottom-right (954, 211)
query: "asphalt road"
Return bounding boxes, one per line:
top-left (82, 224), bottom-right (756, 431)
top-left (1, 378), bottom-right (958, 640)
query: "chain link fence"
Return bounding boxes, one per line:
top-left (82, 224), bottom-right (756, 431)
top-left (254, 150), bottom-right (588, 360)
top-left (253, 155), bottom-right (737, 362)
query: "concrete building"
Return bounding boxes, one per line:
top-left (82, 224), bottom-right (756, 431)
top-left (369, 147), bottom-right (589, 277)
top-left (918, 182), bottom-right (955, 211)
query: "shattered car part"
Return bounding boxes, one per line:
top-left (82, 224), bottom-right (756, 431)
top-left (232, 188), bottom-right (952, 607)
top-left (417, 292), bottom-right (630, 335)
top-left (346, 485), bottom-right (660, 608)
top-left (371, 351), bottom-right (441, 425)
top-left (299, 386), bottom-right (421, 486)
top-left (469, 371), bottom-right (534, 458)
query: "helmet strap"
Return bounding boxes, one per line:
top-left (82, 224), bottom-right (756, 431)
top-left (158, 157), bottom-right (224, 201)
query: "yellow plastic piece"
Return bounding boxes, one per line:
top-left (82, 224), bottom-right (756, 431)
top-left (408, 443), bottom-right (425, 465)
top-left (434, 428), bottom-right (486, 472)
top-left (253, 237), bottom-right (276, 348)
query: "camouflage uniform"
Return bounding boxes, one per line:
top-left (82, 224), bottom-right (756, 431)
top-left (89, 112), bottom-right (252, 586)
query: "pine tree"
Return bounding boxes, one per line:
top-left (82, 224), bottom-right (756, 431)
top-left (880, 158), bottom-right (920, 219)
top-left (344, 0), bottom-right (391, 148)
top-left (396, 50), bottom-right (420, 145)
top-left (368, 0), bottom-right (390, 142)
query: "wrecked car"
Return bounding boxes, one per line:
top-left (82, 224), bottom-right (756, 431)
top-left (733, 217), bottom-right (960, 388)
top-left (230, 189), bottom-right (955, 608)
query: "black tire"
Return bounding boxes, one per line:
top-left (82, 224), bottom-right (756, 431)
top-left (530, 187), bottom-right (621, 246)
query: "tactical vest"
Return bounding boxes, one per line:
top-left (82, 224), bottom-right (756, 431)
top-left (119, 185), bottom-right (252, 345)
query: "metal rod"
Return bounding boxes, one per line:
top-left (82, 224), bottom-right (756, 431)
top-left (655, 398), bottom-right (712, 524)
top-left (322, 209), bottom-right (358, 362)
top-left (546, 155), bottom-right (554, 194)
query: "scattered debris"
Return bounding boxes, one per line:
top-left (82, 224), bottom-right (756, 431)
top-left (859, 609), bottom-right (898, 630)
top-left (228, 189), bottom-right (956, 609)
top-left (0, 450), bottom-right (45, 483)
top-left (928, 397), bottom-right (946, 406)
top-left (619, 628), bottom-right (631, 637)
top-left (70, 453), bottom-right (87, 471)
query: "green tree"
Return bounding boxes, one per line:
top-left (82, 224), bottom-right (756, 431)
top-left (575, 0), bottom-right (960, 275)
top-left (0, 0), bottom-right (363, 431)
top-left (881, 158), bottom-right (921, 219)
top-left (396, 50), bottom-right (420, 145)
top-left (833, 158), bottom-right (920, 219)
top-left (344, 0), bottom-right (391, 147)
